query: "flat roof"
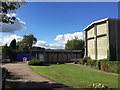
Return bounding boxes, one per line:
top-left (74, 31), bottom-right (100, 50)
top-left (31, 49), bottom-right (82, 52)
top-left (83, 18), bottom-right (119, 31)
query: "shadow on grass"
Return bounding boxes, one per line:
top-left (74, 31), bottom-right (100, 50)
top-left (6, 71), bottom-right (70, 89)
top-left (29, 64), bottom-right (50, 66)
top-left (7, 81), bottom-right (70, 89)
top-left (29, 63), bottom-right (67, 66)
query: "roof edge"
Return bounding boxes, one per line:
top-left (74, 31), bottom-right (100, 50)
top-left (84, 18), bottom-right (109, 31)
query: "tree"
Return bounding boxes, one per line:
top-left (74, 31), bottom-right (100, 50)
top-left (65, 37), bottom-right (84, 51)
top-left (0, 1), bottom-right (26, 24)
top-left (9, 39), bottom-right (16, 49)
top-left (2, 40), bottom-right (17, 61)
top-left (17, 34), bottom-right (37, 53)
top-left (2, 44), bottom-right (10, 59)
top-left (9, 39), bottom-right (17, 61)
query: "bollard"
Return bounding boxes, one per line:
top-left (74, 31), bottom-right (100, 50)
top-left (98, 61), bottom-right (101, 70)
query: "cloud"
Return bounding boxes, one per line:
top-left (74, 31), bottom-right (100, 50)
top-left (2, 18), bottom-right (26, 33)
top-left (34, 32), bottom-right (84, 49)
top-left (54, 34), bottom-right (65, 44)
top-left (2, 34), bottom-right (23, 45)
top-left (48, 43), bottom-right (64, 49)
top-left (1, 34), bottom-right (63, 49)
top-left (6, 13), bottom-right (16, 17)
top-left (34, 41), bottom-right (64, 49)
top-left (34, 41), bottom-right (47, 47)
top-left (55, 32), bottom-right (84, 44)
top-left (54, 34), bottom-right (64, 41)
top-left (0, 38), bottom-right (2, 45)
top-left (1, 31), bottom-right (85, 49)
top-left (1, 11), bottom-right (26, 33)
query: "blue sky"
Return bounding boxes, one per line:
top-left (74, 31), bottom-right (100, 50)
top-left (1, 2), bottom-right (118, 49)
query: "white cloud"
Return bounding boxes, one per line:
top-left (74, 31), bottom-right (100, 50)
top-left (0, 31), bottom-right (85, 49)
top-left (6, 13), bottom-right (16, 17)
top-left (2, 34), bottom-right (23, 45)
top-left (48, 43), bottom-right (64, 49)
top-left (34, 41), bottom-right (64, 49)
top-left (1, 11), bottom-right (26, 33)
top-left (55, 34), bottom-right (64, 41)
top-left (34, 41), bottom-right (47, 47)
top-left (54, 34), bottom-right (65, 44)
top-left (55, 32), bottom-right (84, 44)
top-left (0, 38), bottom-right (2, 45)
top-left (35, 32), bottom-right (84, 49)
top-left (1, 34), bottom-right (63, 49)
top-left (2, 18), bottom-right (26, 33)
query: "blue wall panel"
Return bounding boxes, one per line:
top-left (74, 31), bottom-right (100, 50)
top-left (17, 54), bottom-right (31, 61)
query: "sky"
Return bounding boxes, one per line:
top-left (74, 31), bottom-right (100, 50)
top-left (0, 2), bottom-right (118, 49)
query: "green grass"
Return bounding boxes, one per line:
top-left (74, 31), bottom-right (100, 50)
top-left (5, 79), bottom-right (11, 89)
top-left (29, 63), bottom-right (118, 88)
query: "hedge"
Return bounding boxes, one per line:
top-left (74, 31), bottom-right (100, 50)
top-left (80, 57), bottom-right (120, 74)
top-left (28, 59), bottom-right (45, 65)
top-left (100, 60), bottom-right (120, 74)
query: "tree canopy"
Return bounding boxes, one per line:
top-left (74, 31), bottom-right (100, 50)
top-left (9, 39), bottom-right (16, 49)
top-left (2, 41), bottom-right (17, 61)
top-left (17, 34), bottom-right (37, 53)
top-left (2, 44), bottom-right (10, 59)
top-left (65, 37), bottom-right (84, 51)
top-left (0, 1), bottom-right (26, 24)
top-left (2, 34), bottom-right (37, 60)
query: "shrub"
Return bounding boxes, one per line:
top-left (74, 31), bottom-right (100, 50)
top-left (74, 61), bottom-right (77, 64)
top-left (81, 56), bottom-right (91, 65)
top-left (80, 57), bottom-right (119, 73)
top-left (87, 59), bottom-right (98, 68)
top-left (28, 59), bottom-right (45, 65)
top-left (100, 62), bottom-right (111, 72)
top-left (100, 60), bottom-right (119, 73)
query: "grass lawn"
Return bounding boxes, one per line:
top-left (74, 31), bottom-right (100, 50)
top-left (5, 79), bottom-right (11, 88)
top-left (29, 63), bottom-right (118, 88)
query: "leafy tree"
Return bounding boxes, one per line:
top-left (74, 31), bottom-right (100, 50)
top-left (0, 1), bottom-right (26, 24)
top-left (65, 37), bottom-right (84, 51)
top-left (9, 39), bottom-right (17, 61)
top-left (9, 39), bottom-right (16, 49)
top-left (2, 40), bottom-right (17, 61)
top-left (17, 34), bottom-right (37, 53)
top-left (2, 44), bottom-right (10, 59)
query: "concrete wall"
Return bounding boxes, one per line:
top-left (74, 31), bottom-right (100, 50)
top-left (97, 36), bottom-right (107, 59)
top-left (88, 39), bottom-right (95, 59)
top-left (85, 18), bottom-right (120, 60)
top-left (86, 22), bottom-right (108, 60)
top-left (97, 23), bottom-right (107, 36)
top-left (87, 27), bottom-right (94, 38)
top-left (96, 22), bottom-right (108, 60)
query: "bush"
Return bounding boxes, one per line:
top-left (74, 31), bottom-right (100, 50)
top-left (28, 59), bottom-right (45, 65)
top-left (80, 57), bottom-right (120, 73)
top-left (81, 56), bottom-right (91, 65)
top-left (100, 60), bottom-right (119, 73)
top-left (87, 59), bottom-right (98, 68)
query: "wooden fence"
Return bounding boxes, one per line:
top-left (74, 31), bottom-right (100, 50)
top-left (31, 49), bottom-right (83, 64)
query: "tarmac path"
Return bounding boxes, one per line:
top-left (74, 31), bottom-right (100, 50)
top-left (3, 62), bottom-right (69, 89)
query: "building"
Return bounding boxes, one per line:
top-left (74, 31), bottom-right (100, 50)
top-left (31, 49), bottom-right (83, 64)
top-left (84, 18), bottom-right (120, 60)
